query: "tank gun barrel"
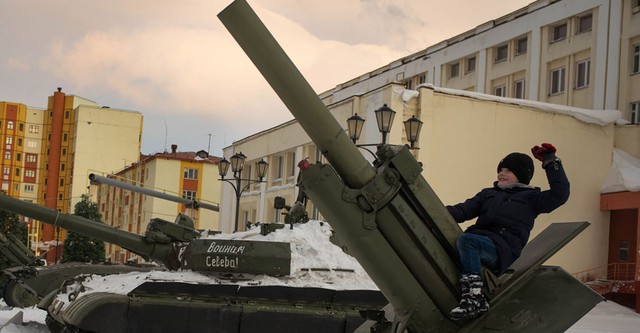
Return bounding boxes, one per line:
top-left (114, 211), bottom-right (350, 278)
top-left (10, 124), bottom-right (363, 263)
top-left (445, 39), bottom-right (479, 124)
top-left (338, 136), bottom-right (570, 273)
top-left (89, 173), bottom-right (219, 212)
top-left (0, 194), bottom-right (172, 265)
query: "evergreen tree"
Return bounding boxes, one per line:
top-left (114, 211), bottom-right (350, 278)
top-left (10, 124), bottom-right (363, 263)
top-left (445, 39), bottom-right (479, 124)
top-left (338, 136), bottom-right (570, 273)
top-left (60, 194), bottom-right (106, 263)
top-left (0, 199), bottom-right (29, 288)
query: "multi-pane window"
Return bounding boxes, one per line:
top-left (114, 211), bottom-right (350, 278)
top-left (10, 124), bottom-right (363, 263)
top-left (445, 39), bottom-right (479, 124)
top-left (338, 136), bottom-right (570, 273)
top-left (466, 57), bottom-right (476, 73)
top-left (4, 152), bottom-right (10, 160)
top-left (27, 140), bottom-right (37, 148)
top-left (2, 167), bottom-right (9, 175)
top-left (577, 14), bottom-right (592, 34)
top-left (418, 73), bottom-right (426, 85)
top-left (6, 121), bottom-right (13, 130)
top-left (182, 190), bottom-right (197, 201)
top-left (576, 60), bottom-right (590, 89)
top-left (514, 80), bottom-right (526, 99)
top-left (515, 37), bottom-right (528, 55)
top-left (450, 62), bottom-right (460, 78)
top-left (632, 102), bottom-right (640, 124)
top-left (24, 184), bottom-right (34, 192)
top-left (25, 170), bottom-right (36, 178)
top-left (552, 23), bottom-right (567, 42)
top-left (495, 45), bottom-right (508, 62)
top-left (5, 137), bottom-right (12, 145)
top-left (494, 85), bottom-right (506, 97)
top-left (633, 44), bottom-right (640, 74)
top-left (184, 168), bottom-right (198, 180)
top-left (28, 125), bottom-right (39, 133)
top-left (26, 155), bottom-right (36, 163)
top-left (550, 67), bottom-right (566, 95)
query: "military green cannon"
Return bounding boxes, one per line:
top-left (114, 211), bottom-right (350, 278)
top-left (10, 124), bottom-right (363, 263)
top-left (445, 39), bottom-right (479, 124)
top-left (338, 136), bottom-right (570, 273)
top-left (217, 1), bottom-right (603, 332)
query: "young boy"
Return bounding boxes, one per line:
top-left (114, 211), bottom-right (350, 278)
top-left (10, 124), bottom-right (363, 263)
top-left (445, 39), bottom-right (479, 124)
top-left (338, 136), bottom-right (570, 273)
top-left (446, 143), bottom-right (570, 320)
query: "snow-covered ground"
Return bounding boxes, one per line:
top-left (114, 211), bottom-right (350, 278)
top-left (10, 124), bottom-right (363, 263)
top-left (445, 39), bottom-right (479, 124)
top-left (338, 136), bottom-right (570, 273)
top-left (0, 220), bottom-right (638, 332)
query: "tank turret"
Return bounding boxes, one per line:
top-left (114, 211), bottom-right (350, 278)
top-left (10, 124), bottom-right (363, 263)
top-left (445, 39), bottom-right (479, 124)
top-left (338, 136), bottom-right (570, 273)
top-left (217, 1), bottom-right (603, 332)
top-left (0, 194), bottom-right (290, 308)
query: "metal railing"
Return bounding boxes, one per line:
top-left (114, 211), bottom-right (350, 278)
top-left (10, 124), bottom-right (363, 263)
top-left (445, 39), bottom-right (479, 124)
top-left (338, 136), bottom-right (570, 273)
top-left (573, 262), bottom-right (637, 282)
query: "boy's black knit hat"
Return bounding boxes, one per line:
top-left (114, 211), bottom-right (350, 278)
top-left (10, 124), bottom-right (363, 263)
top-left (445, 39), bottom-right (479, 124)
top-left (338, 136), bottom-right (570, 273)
top-left (497, 152), bottom-right (534, 185)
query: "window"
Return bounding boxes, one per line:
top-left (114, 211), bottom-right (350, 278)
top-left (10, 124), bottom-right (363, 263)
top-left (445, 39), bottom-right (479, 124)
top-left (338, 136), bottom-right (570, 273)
top-left (18, 123), bottom-right (23, 131)
top-left (576, 60), bottom-right (590, 89)
top-left (577, 13), bottom-right (592, 33)
top-left (633, 44), bottom-right (640, 74)
top-left (59, 178), bottom-right (64, 186)
top-left (5, 137), bottom-right (12, 145)
top-left (4, 152), bottom-right (10, 160)
top-left (494, 85), bottom-right (506, 97)
top-left (495, 45), bottom-right (508, 62)
top-left (15, 168), bottom-right (20, 177)
top-left (276, 155), bottom-right (284, 179)
top-left (552, 23), bottom-right (567, 42)
top-left (619, 241), bottom-right (629, 262)
top-left (466, 57), bottom-right (476, 73)
top-left (550, 67), bottom-right (566, 95)
top-left (26, 155), bottom-right (36, 163)
top-left (62, 148), bottom-right (66, 156)
top-left (632, 102), bottom-right (640, 124)
top-left (183, 168), bottom-right (198, 180)
top-left (24, 184), bottom-right (34, 192)
top-left (61, 163), bottom-right (65, 171)
top-left (27, 140), bottom-right (37, 148)
top-left (7, 121), bottom-right (13, 130)
top-left (274, 208), bottom-right (281, 223)
top-left (63, 133), bottom-right (68, 141)
top-left (515, 37), bottom-right (528, 55)
top-left (28, 125), bottom-right (39, 133)
top-left (25, 170), bottom-right (36, 178)
top-left (65, 111), bottom-right (70, 119)
top-left (404, 78), bottom-right (413, 89)
top-left (58, 194), bottom-right (63, 201)
top-left (2, 167), bottom-right (9, 175)
top-left (182, 190), bottom-right (197, 201)
top-left (418, 73), bottom-right (426, 85)
top-left (16, 153), bottom-right (20, 161)
top-left (449, 62), bottom-right (460, 78)
top-left (17, 138), bottom-right (21, 146)
top-left (514, 80), bottom-right (526, 99)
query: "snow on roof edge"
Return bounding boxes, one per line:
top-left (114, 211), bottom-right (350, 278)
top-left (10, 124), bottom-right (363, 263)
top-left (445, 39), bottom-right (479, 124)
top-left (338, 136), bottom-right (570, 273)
top-left (419, 84), bottom-right (622, 127)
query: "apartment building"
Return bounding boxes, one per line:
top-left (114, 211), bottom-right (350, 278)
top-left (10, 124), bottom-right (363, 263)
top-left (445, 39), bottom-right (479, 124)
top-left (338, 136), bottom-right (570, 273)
top-left (0, 102), bottom-right (46, 251)
top-left (323, 0), bottom-right (640, 122)
top-left (92, 145), bottom-right (221, 263)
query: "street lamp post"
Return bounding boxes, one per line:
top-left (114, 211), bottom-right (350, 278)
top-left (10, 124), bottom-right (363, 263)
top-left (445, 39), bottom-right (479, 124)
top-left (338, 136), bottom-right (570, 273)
top-left (218, 153), bottom-right (268, 232)
top-left (347, 104), bottom-right (423, 149)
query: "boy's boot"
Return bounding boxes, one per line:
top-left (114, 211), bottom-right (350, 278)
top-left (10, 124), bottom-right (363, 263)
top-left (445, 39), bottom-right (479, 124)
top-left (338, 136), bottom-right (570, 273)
top-left (450, 274), bottom-right (490, 320)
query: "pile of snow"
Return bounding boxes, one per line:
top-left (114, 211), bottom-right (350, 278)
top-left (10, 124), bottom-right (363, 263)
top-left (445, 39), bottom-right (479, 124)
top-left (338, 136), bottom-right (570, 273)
top-left (53, 221), bottom-right (377, 309)
top-left (602, 148), bottom-right (640, 193)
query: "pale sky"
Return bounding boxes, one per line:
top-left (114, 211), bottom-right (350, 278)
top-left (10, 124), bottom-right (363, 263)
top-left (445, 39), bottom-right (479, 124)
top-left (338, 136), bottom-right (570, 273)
top-left (0, 0), bottom-right (532, 156)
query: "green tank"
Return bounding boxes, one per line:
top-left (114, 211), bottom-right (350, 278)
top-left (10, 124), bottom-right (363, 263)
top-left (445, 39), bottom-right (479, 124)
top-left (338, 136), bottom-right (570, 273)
top-left (217, 0), bottom-right (603, 332)
top-left (0, 173), bottom-right (221, 308)
top-left (0, 193), bottom-right (385, 333)
top-left (0, 223), bottom-right (162, 308)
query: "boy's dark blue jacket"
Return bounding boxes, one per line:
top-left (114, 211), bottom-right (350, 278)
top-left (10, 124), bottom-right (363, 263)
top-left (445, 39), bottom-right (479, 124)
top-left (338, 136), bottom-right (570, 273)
top-left (446, 162), bottom-right (570, 274)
